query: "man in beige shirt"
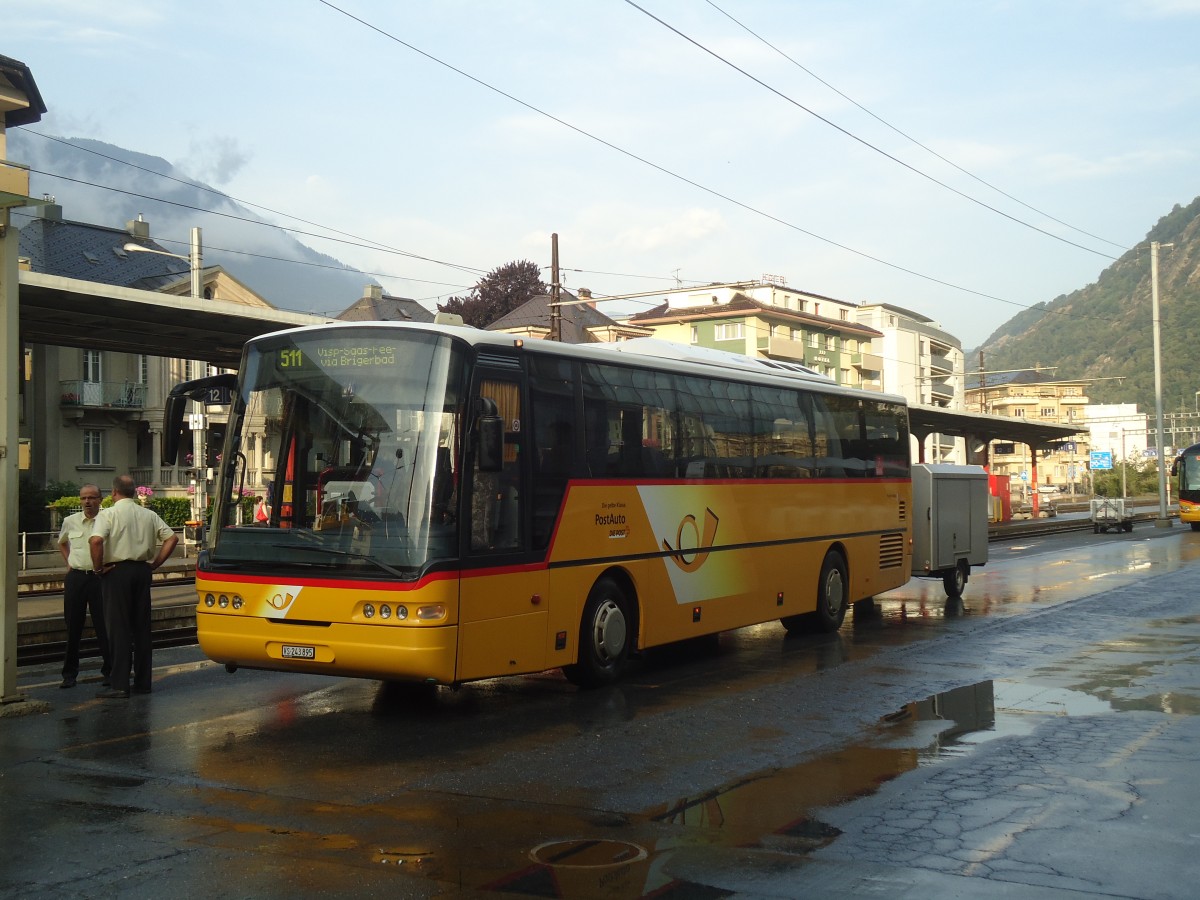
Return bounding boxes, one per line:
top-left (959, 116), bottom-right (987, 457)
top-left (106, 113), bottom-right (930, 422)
top-left (56, 483), bottom-right (112, 688)
top-left (89, 475), bottom-right (178, 699)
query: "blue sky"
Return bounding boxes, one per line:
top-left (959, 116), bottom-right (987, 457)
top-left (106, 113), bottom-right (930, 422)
top-left (6, 0), bottom-right (1200, 346)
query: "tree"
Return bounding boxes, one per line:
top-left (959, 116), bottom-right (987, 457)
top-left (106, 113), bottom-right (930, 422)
top-left (439, 259), bottom-right (547, 328)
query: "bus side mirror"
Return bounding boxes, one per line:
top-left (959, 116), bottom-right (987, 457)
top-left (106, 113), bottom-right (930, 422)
top-left (162, 390), bottom-right (190, 466)
top-left (478, 398), bottom-right (503, 472)
top-left (162, 374), bottom-right (238, 466)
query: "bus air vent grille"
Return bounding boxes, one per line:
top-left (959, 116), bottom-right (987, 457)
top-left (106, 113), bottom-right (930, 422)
top-left (477, 351), bottom-right (521, 370)
top-left (879, 532), bottom-right (905, 569)
top-left (898, 499), bottom-right (907, 520)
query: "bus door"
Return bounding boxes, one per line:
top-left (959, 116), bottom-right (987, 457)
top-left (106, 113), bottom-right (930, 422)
top-left (456, 370), bottom-right (550, 680)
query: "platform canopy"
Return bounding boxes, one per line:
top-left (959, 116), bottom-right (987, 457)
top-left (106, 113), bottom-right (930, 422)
top-left (18, 271), bottom-right (328, 367)
top-left (908, 403), bottom-right (1083, 455)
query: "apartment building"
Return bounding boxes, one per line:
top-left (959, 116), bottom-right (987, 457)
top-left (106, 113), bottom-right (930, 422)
top-left (623, 281), bottom-right (883, 387)
top-left (965, 372), bottom-right (1090, 495)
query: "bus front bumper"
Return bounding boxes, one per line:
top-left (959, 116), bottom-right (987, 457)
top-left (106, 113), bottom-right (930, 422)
top-left (197, 611), bottom-right (460, 684)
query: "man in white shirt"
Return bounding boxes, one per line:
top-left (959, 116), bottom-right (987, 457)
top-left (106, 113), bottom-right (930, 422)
top-left (89, 475), bottom-right (178, 699)
top-left (56, 484), bottom-right (112, 688)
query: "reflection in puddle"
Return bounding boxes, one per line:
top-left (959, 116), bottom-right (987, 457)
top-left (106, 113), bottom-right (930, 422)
top-left (472, 680), bottom-right (1094, 897)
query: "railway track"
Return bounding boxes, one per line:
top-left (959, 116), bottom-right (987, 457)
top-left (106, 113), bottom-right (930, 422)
top-left (17, 602), bottom-right (198, 668)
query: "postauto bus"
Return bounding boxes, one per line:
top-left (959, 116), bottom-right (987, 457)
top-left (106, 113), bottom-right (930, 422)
top-left (163, 322), bottom-right (912, 688)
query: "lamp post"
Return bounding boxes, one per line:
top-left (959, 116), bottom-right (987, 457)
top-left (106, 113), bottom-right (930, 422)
top-left (123, 227), bottom-right (206, 523)
top-left (1150, 241), bottom-right (1174, 527)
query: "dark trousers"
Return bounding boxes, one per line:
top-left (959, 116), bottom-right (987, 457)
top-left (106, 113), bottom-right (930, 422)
top-left (63, 569), bottom-right (111, 679)
top-left (101, 561), bottom-right (153, 693)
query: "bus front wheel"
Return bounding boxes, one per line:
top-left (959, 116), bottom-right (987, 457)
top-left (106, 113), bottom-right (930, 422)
top-left (783, 550), bottom-right (849, 635)
top-left (564, 577), bottom-right (632, 688)
top-left (812, 551), bottom-right (849, 632)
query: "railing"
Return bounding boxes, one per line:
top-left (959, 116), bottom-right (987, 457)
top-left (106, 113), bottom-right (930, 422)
top-left (18, 527), bottom-right (193, 572)
top-left (60, 380), bottom-right (147, 410)
top-left (128, 467), bottom-right (267, 492)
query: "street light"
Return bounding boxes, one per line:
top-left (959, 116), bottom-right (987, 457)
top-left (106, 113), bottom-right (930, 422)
top-left (123, 226), bottom-right (203, 300)
top-left (1150, 241), bottom-right (1174, 527)
top-left (124, 227), bottom-right (206, 522)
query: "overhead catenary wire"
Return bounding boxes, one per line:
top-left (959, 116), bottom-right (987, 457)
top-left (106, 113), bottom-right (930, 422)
top-left (23, 167), bottom-right (488, 279)
top-left (622, 0), bottom-right (1119, 261)
top-left (313, 0), bottom-right (1086, 316)
top-left (700, 0), bottom-right (1126, 252)
top-left (22, 145), bottom-right (1111, 335)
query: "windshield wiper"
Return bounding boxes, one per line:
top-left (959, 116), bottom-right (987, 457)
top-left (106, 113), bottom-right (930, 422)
top-left (269, 543), bottom-right (410, 579)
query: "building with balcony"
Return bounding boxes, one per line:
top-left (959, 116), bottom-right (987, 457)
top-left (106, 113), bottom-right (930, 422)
top-left (623, 282), bottom-right (883, 388)
top-left (965, 372), bottom-right (1091, 496)
top-left (854, 304), bottom-right (963, 408)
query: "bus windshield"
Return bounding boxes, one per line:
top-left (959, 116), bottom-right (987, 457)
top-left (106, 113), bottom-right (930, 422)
top-left (209, 328), bottom-right (467, 579)
top-left (1179, 448), bottom-right (1200, 495)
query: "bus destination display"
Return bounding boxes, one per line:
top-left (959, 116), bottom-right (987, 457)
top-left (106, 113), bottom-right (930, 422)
top-left (277, 345), bottom-right (398, 370)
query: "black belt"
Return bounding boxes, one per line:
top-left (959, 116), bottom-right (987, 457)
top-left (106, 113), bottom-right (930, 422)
top-left (111, 560), bottom-right (150, 565)
top-left (71, 568), bottom-right (98, 574)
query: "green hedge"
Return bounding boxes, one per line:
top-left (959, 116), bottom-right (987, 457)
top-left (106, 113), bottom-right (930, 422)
top-left (148, 497), bottom-right (192, 528)
top-left (48, 495), bottom-right (192, 529)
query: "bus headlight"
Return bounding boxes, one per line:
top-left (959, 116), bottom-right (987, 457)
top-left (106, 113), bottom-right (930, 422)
top-left (380, 605), bottom-right (392, 619)
top-left (395, 605), bottom-right (408, 620)
top-left (232, 595), bottom-right (244, 610)
top-left (416, 604), bottom-right (446, 621)
top-left (363, 603), bottom-right (376, 619)
top-left (218, 595), bottom-right (230, 608)
top-left (204, 593), bottom-right (215, 607)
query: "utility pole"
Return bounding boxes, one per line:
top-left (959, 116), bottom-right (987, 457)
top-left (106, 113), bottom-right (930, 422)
top-left (1151, 240), bottom-right (1173, 527)
top-left (549, 233), bottom-right (561, 342)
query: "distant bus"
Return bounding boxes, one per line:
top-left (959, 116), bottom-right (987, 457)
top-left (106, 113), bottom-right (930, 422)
top-left (164, 323), bottom-right (912, 687)
top-left (1171, 442), bottom-right (1200, 530)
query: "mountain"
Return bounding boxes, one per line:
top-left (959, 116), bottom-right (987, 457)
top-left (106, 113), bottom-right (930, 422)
top-left (7, 131), bottom-right (377, 316)
top-left (975, 195), bottom-right (1200, 417)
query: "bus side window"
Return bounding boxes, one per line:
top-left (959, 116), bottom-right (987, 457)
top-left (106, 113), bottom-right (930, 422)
top-left (530, 361), bottom-right (576, 548)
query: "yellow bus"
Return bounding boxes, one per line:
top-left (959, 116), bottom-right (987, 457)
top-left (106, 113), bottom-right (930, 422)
top-left (164, 323), bottom-right (912, 687)
top-left (1172, 442), bottom-right (1200, 531)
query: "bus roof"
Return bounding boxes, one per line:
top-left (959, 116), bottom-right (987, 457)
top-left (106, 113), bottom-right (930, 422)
top-left (248, 320), bottom-right (907, 406)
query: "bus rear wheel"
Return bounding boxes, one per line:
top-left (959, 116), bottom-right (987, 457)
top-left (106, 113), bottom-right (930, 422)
top-left (564, 577), bottom-right (632, 688)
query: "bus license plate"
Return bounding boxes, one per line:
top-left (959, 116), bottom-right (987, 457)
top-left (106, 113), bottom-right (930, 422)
top-left (281, 644), bottom-right (315, 659)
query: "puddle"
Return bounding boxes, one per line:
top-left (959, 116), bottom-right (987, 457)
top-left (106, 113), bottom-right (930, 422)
top-left (1026, 614), bottom-right (1200, 716)
top-left (458, 680), bottom-right (1101, 897)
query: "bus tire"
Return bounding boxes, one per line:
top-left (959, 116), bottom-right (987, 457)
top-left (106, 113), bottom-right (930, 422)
top-left (943, 561), bottom-right (968, 599)
top-left (811, 550), bottom-right (849, 632)
top-left (564, 577), bottom-right (632, 688)
top-left (1191, 522), bottom-right (1200, 532)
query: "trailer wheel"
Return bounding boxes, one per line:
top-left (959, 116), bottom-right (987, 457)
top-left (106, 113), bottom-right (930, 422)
top-left (1191, 522), bottom-right (1200, 532)
top-left (1123, 521), bottom-right (1134, 533)
top-left (943, 560), bottom-right (968, 598)
top-left (564, 577), bottom-right (633, 688)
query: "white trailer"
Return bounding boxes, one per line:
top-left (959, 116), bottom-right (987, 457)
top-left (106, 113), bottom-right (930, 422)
top-left (911, 464), bottom-right (990, 598)
top-left (1090, 497), bottom-right (1134, 533)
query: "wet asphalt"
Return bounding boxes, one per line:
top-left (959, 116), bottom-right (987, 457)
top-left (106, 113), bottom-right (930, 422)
top-left (2, 525), bottom-right (1199, 898)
